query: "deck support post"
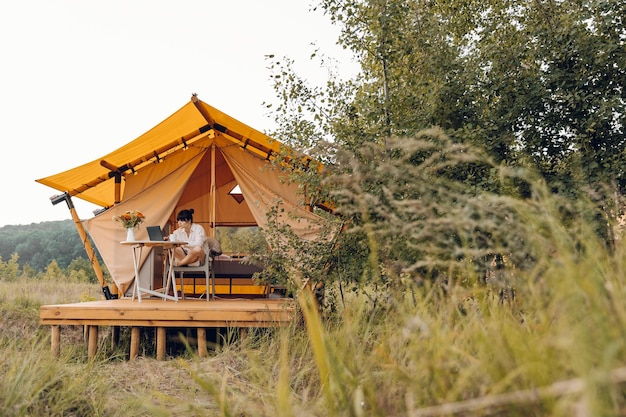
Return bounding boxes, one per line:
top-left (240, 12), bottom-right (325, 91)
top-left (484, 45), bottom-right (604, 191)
top-left (156, 327), bottom-right (166, 360)
top-left (111, 326), bottom-right (120, 350)
top-left (40, 298), bottom-right (295, 361)
top-left (197, 328), bottom-right (207, 357)
top-left (130, 327), bottom-right (140, 360)
top-left (51, 325), bottom-right (61, 358)
top-left (88, 325), bottom-right (98, 360)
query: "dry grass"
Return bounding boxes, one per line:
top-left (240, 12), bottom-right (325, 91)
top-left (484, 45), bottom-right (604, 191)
top-left (2, 185), bottom-right (626, 416)
top-left (2, 247), bottom-right (626, 417)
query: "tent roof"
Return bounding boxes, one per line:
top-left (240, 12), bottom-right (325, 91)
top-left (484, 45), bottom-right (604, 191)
top-left (37, 95), bottom-right (340, 294)
top-left (36, 95), bottom-right (299, 208)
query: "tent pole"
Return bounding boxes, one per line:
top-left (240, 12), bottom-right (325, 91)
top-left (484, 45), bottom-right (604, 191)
top-left (65, 124), bottom-right (213, 200)
top-left (113, 173), bottom-right (121, 204)
top-left (50, 192), bottom-right (116, 299)
top-left (210, 142), bottom-right (216, 237)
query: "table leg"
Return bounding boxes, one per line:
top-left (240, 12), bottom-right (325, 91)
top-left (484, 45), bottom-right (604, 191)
top-left (165, 247), bottom-right (178, 300)
top-left (131, 245), bottom-right (144, 302)
top-left (128, 242), bottom-right (179, 302)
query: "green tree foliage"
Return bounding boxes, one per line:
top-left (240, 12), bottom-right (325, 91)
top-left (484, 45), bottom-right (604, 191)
top-left (66, 257), bottom-right (98, 284)
top-left (317, 0), bottom-right (625, 191)
top-left (40, 259), bottom-right (64, 281)
top-left (263, 0), bottom-right (625, 293)
top-left (251, 204), bottom-right (344, 301)
top-left (0, 220), bottom-right (104, 278)
top-left (215, 227), bottom-right (268, 255)
top-left (0, 253), bottom-right (21, 282)
top-left (20, 264), bottom-right (35, 279)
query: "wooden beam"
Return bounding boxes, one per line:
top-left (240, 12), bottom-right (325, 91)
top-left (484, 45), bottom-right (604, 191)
top-left (197, 328), bottom-right (207, 358)
top-left (61, 194), bottom-right (110, 292)
top-left (191, 94), bottom-right (280, 161)
top-left (40, 299), bottom-right (296, 360)
top-left (156, 327), bottom-right (166, 360)
top-left (130, 327), bottom-right (140, 360)
top-left (51, 325), bottom-right (60, 358)
top-left (88, 325), bottom-right (98, 360)
top-left (68, 125), bottom-right (212, 200)
top-left (111, 326), bottom-right (120, 350)
top-left (40, 299), bottom-right (295, 326)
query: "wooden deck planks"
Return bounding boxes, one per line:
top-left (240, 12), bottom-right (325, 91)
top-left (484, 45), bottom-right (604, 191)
top-left (40, 297), bottom-right (296, 360)
top-left (40, 298), bottom-right (296, 327)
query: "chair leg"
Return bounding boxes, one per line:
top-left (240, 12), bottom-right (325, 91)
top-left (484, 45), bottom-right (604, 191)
top-left (178, 272), bottom-right (185, 300)
top-left (205, 272), bottom-right (209, 302)
top-left (211, 270), bottom-right (216, 299)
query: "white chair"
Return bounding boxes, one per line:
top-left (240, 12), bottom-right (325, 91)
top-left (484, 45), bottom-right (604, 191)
top-left (172, 237), bottom-right (222, 301)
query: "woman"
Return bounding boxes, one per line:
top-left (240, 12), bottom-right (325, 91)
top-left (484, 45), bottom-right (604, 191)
top-left (170, 208), bottom-right (206, 267)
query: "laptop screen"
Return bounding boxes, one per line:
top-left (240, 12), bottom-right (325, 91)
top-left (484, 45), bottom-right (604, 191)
top-left (146, 226), bottom-right (164, 241)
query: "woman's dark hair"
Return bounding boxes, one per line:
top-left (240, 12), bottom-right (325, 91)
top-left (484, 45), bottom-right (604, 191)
top-left (176, 208), bottom-right (194, 222)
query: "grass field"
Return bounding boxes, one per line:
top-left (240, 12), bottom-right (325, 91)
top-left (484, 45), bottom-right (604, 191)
top-left (2, 226), bottom-right (626, 416)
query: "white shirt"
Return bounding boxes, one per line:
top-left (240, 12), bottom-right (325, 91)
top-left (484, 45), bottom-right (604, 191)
top-left (173, 223), bottom-right (206, 249)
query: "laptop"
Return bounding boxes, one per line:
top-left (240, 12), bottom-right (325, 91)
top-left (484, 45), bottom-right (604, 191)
top-left (146, 225), bottom-right (165, 241)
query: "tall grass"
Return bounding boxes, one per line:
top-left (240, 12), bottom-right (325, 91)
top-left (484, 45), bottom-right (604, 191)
top-left (2, 157), bottom-right (626, 415)
top-left (0, 280), bottom-right (221, 416)
top-left (1, 228), bottom-right (625, 415)
top-left (182, 135), bottom-right (626, 416)
top-left (188, 217), bottom-right (626, 416)
top-left (0, 281), bottom-right (107, 416)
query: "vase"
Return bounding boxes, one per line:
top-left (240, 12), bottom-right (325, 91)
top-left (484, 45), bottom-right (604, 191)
top-left (126, 228), bottom-right (135, 242)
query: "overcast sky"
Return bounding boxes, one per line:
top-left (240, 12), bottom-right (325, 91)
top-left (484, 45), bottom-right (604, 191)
top-left (0, 1), bottom-right (357, 227)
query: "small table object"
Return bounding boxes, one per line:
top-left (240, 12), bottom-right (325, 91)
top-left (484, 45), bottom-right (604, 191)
top-left (120, 240), bottom-right (186, 302)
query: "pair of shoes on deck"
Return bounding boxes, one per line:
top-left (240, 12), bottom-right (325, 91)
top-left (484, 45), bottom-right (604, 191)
top-left (173, 260), bottom-right (200, 267)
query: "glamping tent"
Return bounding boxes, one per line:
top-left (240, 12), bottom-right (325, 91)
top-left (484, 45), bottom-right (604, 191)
top-left (37, 95), bottom-right (336, 295)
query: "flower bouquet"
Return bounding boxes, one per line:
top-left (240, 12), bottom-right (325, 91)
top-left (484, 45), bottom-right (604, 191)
top-left (113, 210), bottom-right (145, 241)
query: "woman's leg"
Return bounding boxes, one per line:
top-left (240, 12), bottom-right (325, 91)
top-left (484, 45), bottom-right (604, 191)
top-left (174, 246), bottom-right (205, 266)
top-left (174, 247), bottom-right (186, 263)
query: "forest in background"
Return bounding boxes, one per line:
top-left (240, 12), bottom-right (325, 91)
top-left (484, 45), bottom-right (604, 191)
top-left (0, 220), bottom-right (98, 281)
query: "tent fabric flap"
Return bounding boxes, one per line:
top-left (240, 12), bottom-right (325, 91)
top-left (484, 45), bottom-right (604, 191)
top-left (220, 138), bottom-right (338, 243)
top-left (84, 148), bottom-right (204, 294)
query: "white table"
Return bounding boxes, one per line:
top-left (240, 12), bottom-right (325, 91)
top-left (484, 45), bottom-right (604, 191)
top-left (121, 240), bottom-right (187, 302)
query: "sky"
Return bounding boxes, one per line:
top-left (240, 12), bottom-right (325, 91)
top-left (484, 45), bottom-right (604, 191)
top-left (0, 1), bottom-right (358, 227)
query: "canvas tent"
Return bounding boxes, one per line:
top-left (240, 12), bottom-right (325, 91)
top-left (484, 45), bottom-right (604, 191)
top-left (37, 95), bottom-right (336, 294)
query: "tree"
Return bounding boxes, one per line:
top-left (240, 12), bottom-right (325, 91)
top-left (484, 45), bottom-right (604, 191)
top-left (66, 257), bottom-right (99, 284)
top-left (40, 260), bottom-right (64, 281)
top-left (0, 253), bottom-right (21, 282)
top-left (0, 220), bottom-right (104, 274)
top-left (317, 0), bottom-right (625, 190)
top-left (264, 0), bottom-right (625, 291)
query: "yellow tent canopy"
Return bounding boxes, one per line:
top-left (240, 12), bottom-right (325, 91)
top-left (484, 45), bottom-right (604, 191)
top-left (37, 95), bottom-right (336, 294)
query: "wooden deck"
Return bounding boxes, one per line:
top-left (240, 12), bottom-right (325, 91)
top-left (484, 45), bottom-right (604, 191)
top-left (40, 296), bottom-right (296, 360)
